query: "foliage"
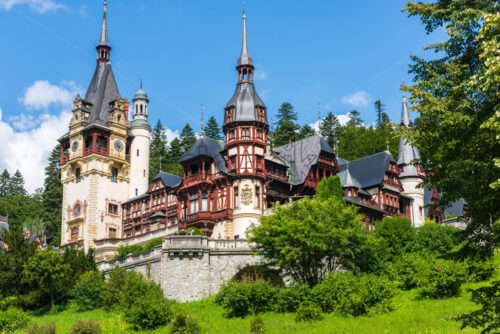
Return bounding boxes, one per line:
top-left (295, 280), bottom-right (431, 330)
top-left (0, 307), bottom-right (30, 333)
top-left (249, 316), bottom-right (266, 334)
top-left (312, 272), bottom-right (396, 316)
top-left (24, 322), bottom-right (57, 334)
top-left (215, 280), bottom-right (277, 318)
top-left (273, 102), bottom-right (300, 147)
top-left (184, 227), bottom-right (205, 236)
top-left (69, 319), bottom-right (101, 334)
top-left (418, 259), bottom-right (468, 299)
top-left (143, 237), bottom-right (163, 252)
top-left (375, 216), bottom-right (415, 258)
top-left (72, 271), bottom-right (105, 311)
top-left (460, 280), bottom-right (500, 334)
top-left (294, 304), bottom-right (323, 323)
top-left (249, 193), bottom-right (369, 286)
top-left (464, 256), bottom-right (496, 282)
top-left (319, 111), bottom-right (340, 150)
top-left (205, 116), bottom-right (223, 141)
top-left (114, 244), bottom-right (144, 260)
top-left (165, 137), bottom-right (184, 176)
top-left (315, 175), bottom-right (344, 202)
top-left (297, 125), bottom-right (316, 139)
top-left (180, 123), bottom-right (197, 154)
top-left (273, 283), bottom-right (312, 313)
top-left (413, 224), bottom-right (463, 255)
top-left (149, 120), bottom-right (169, 182)
top-left (41, 144), bottom-right (62, 245)
top-left (231, 265), bottom-right (284, 287)
top-left (124, 292), bottom-right (172, 330)
top-left (403, 0), bottom-right (500, 253)
top-left (386, 252), bottom-right (436, 290)
top-left (170, 313), bottom-right (201, 334)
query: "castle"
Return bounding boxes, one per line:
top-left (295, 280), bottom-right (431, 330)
top-left (58, 3), bottom-right (467, 263)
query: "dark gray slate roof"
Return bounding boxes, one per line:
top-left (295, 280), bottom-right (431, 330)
top-left (179, 136), bottom-right (228, 174)
top-left (397, 94), bottom-right (421, 170)
top-left (225, 82), bottom-right (266, 125)
top-left (153, 172), bottom-right (183, 188)
top-left (339, 151), bottom-right (395, 189)
top-left (273, 135), bottom-right (335, 185)
top-left (83, 62), bottom-right (120, 127)
top-left (443, 198), bottom-right (467, 217)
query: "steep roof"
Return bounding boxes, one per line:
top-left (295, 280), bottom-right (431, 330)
top-left (273, 135), bottom-right (335, 185)
top-left (152, 172), bottom-right (183, 188)
top-left (225, 82), bottom-right (266, 123)
top-left (340, 151), bottom-right (395, 189)
top-left (397, 93), bottom-right (421, 168)
top-left (179, 136), bottom-right (228, 174)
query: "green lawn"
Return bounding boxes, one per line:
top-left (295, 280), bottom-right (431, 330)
top-left (25, 279), bottom-right (490, 334)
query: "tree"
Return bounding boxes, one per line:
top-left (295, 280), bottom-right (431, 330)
top-left (205, 116), bottom-right (223, 141)
top-left (165, 138), bottom-right (184, 176)
top-left (346, 110), bottom-right (362, 127)
top-left (315, 175), bottom-right (343, 202)
top-left (274, 102), bottom-right (300, 146)
top-left (180, 123), bottom-right (197, 154)
top-left (149, 120), bottom-right (169, 182)
top-left (374, 100), bottom-right (385, 128)
top-left (7, 170), bottom-right (25, 197)
top-left (42, 144), bottom-right (62, 244)
top-left (319, 112), bottom-right (340, 150)
top-left (374, 216), bottom-right (415, 259)
top-left (297, 124), bottom-right (316, 140)
top-left (249, 177), bottom-right (372, 286)
top-left (0, 169), bottom-right (9, 199)
top-left (403, 0), bottom-right (500, 253)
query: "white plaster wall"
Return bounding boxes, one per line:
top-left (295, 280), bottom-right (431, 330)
top-left (129, 127), bottom-right (150, 198)
top-left (400, 177), bottom-right (425, 227)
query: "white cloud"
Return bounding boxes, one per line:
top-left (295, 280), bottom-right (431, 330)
top-left (8, 113), bottom-right (37, 131)
top-left (0, 0), bottom-right (65, 13)
top-left (165, 128), bottom-right (180, 143)
top-left (20, 80), bottom-right (80, 110)
top-left (0, 107), bottom-right (72, 193)
top-left (310, 113), bottom-right (351, 132)
top-left (254, 70), bottom-right (267, 81)
top-left (341, 91), bottom-right (370, 108)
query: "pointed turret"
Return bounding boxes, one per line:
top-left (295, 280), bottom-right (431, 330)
top-left (237, 7), bottom-right (253, 67)
top-left (96, 1), bottom-right (111, 63)
top-left (397, 91), bottom-right (421, 173)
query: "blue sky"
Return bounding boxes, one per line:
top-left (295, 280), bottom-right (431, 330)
top-left (0, 0), bottom-right (443, 191)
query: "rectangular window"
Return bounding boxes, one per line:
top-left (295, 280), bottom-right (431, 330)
top-left (71, 227), bottom-right (79, 240)
top-left (255, 186), bottom-right (260, 208)
top-left (348, 189), bottom-right (352, 197)
top-left (234, 187), bottom-right (239, 207)
top-left (202, 191), bottom-right (208, 211)
top-left (190, 193), bottom-right (199, 214)
top-left (76, 168), bottom-right (81, 183)
top-left (108, 203), bottom-right (118, 215)
top-left (242, 128), bottom-right (250, 137)
top-left (144, 169), bottom-right (146, 177)
top-left (137, 149), bottom-right (140, 157)
top-left (111, 167), bottom-right (118, 183)
top-left (109, 227), bottom-right (116, 238)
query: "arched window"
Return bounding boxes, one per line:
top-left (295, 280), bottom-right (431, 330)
top-left (71, 227), bottom-right (79, 240)
top-left (76, 168), bottom-right (81, 183)
top-left (140, 105), bottom-right (143, 114)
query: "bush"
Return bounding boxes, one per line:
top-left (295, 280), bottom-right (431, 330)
top-left (0, 307), bottom-right (30, 333)
top-left (312, 272), bottom-right (396, 316)
top-left (464, 257), bottom-right (496, 282)
top-left (413, 224), bottom-right (463, 255)
top-left (170, 313), bottom-right (201, 334)
top-left (232, 265), bottom-right (284, 287)
top-left (143, 237), bottom-right (163, 252)
top-left (72, 271), bottom-right (105, 311)
top-left (24, 322), bottom-right (57, 334)
top-left (124, 292), bottom-right (172, 330)
top-left (69, 319), bottom-right (101, 334)
top-left (387, 252), bottom-right (436, 290)
top-left (418, 259), bottom-right (468, 298)
top-left (215, 280), bottom-right (277, 318)
top-left (295, 304), bottom-right (323, 322)
top-left (273, 283), bottom-right (312, 313)
top-left (375, 216), bottom-right (415, 258)
top-left (114, 244), bottom-right (144, 260)
top-left (249, 316), bottom-right (266, 334)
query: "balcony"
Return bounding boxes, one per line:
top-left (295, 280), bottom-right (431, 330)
top-left (83, 147), bottom-right (109, 157)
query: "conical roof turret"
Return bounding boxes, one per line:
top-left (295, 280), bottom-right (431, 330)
top-left (237, 7), bottom-right (253, 67)
top-left (397, 91), bottom-right (421, 171)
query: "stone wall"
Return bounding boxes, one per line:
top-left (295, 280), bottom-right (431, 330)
top-left (98, 236), bottom-right (262, 302)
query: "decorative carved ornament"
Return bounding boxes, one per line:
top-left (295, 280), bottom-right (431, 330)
top-left (241, 185), bottom-right (253, 206)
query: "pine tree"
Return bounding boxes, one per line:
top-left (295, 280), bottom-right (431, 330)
top-left (7, 170), bottom-right (26, 197)
top-left (180, 123), bottom-right (197, 154)
top-left (205, 116), bottom-right (223, 141)
top-left (0, 169), bottom-right (10, 199)
top-left (149, 120), bottom-right (168, 182)
top-left (165, 138), bottom-right (184, 176)
top-left (297, 124), bottom-right (316, 140)
top-left (274, 102), bottom-right (300, 146)
top-left (346, 110), bottom-right (362, 127)
top-left (374, 100), bottom-right (385, 128)
top-left (42, 144), bottom-right (62, 244)
top-left (320, 112), bottom-right (340, 150)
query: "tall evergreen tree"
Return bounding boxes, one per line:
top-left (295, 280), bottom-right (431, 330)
top-left (7, 170), bottom-right (26, 197)
top-left (374, 100), bottom-right (385, 128)
top-left (0, 169), bottom-right (10, 199)
top-left (180, 123), bottom-right (197, 154)
top-left (274, 102), bottom-right (300, 146)
top-left (204, 116), bottom-right (223, 141)
top-left (42, 144), bottom-right (62, 244)
top-left (149, 120), bottom-right (169, 182)
top-left (297, 125), bottom-right (316, 140)
top-left (165, 138), bottom-right (184, 176)
top-left (320, 112), bottom-right (341, 150)
top-left (346, 110), bottom-right (362, 127)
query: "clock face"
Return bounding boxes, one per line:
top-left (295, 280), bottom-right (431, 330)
top-left (73, 204), bottom-right (81, 217)
top-left (71, 140), bottom-right (79, 152)
top-left (114, 139), bottom-right (124, 152)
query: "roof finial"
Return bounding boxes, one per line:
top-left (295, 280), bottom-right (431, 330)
top-left (200, 104), bottom-right (205, 136)
top-left (140, 78), bottom-right (143, 90)
top-left (386, 122), bottom-right (390, 153)
top-left (237, 2), bottom-right (253, 66)
top-left (99, 0), bottom-right (109, 47)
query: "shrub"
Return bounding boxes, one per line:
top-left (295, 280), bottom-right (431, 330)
top-left (464, 257), bottom-right (496, 282)
top-left (215, 280), bottom-right (277, 318)
top-left (387, 252), bottom-right (436, 290)
top-left (69, 319), bottom-right (101, 334)
top-left (0, 307), bottom-right (30, 333)
top-left (232, 265), bottom-right (284, 287)
top-left (295, 305), bottom-right (323, 322)
top-left (114, 244), bottom-right (144, 260)
top-left (170, 313), bottom-right (201, 334)
top-left (124, 292), bottom-right (172, 330)
top-left (312, 272), bottom-right (396, 316)
top-left (143, 237), bottom-right (163, 252)
top-left (72, 271), bottom-right (105, 311)
top-left (418, 259), bottom-right (468, 298)
top-left (375, 216), bottom-right (415, 258)
top-left (273, 283), bottom-right (312, 313)
top-left (249, 316), bottom-right (266, 334)
top-left (24, 322), bottom-right (57, 334)
top-left (413, 224), bottom-right (463, 255)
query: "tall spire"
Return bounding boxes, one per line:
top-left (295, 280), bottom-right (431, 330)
top-left (401, 89), bottom-right (412, 127)
top-left (237, 5), bottom-right (253, 67)
top-left (96, 0), bottom-right (111, 62)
